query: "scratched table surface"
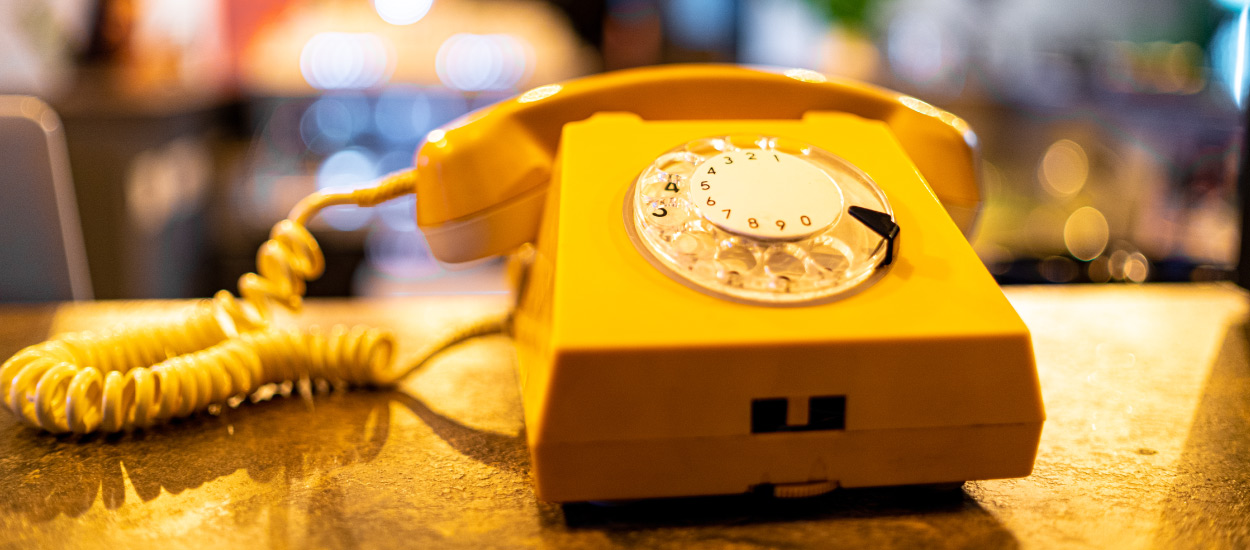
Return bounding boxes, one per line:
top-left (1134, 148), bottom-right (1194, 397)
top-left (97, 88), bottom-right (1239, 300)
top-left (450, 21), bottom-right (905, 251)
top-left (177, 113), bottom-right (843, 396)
top-left (1, 284), bottom-right (1247, 549)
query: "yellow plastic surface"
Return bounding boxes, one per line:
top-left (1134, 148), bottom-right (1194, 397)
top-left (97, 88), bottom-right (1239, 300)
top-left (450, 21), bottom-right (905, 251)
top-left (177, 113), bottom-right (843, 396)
top-left (512, 113), bottom-right (1043, 502)
top-left (414, 65), bottom-right (982, 263)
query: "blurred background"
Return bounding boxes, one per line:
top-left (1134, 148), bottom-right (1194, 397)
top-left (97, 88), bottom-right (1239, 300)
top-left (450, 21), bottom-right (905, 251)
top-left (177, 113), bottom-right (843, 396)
top-left (0, 0), bottom-right (1244, 301)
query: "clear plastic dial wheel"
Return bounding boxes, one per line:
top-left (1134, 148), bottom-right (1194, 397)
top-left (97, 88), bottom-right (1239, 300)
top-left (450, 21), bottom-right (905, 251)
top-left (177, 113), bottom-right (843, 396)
top-left (624, 135), bottom-right (898, 305)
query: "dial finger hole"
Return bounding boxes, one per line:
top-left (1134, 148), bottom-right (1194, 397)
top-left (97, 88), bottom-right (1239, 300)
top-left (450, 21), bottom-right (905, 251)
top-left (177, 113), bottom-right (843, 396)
top-left (684, 218), bottom-right (717, 235)
top-left (643, 176), bottom-right (684, 199)
top-left (728, 134), bottom-right (765, 150)
top-left (644, 198), bottom-right (690, 229)
top-left (763, 245), bottom-right (806, 279)
top-left (656, 152), bottom-right (697, 176)
top-left (715, 243), bottom-right (758, 273)
top-left (770, 137), bottom-right (810, 156)
top-left (685, 137), bottom-right (727, 157)
top-left (809, 238), bottom-right (853, 275)
top-left (672, 230), bottom-right (714, 257)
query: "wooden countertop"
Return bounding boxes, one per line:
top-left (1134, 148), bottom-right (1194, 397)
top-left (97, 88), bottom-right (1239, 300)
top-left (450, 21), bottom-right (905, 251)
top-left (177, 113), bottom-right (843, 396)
top-left (1, 284), bottom-right (1247, 549)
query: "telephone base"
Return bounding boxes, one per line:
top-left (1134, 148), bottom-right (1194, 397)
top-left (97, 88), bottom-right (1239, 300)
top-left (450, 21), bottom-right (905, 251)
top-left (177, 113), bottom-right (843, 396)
top-left (512, 113), bottom-right (1043, 503)
top-left (530, 422), bottom-right (1040, 503)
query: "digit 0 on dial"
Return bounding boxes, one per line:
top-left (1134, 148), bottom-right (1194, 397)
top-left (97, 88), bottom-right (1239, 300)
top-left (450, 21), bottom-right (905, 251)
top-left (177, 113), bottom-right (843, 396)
top-left (626, 135), bottom-right (897, 305)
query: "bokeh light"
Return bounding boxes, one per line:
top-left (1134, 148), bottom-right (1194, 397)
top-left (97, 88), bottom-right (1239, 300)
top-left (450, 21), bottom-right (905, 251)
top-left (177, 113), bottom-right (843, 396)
top-left (737, 0), bottom-right (827, 69)
top-left (300, 94), bottom-right (371, 153)
top-left (316, 149), bottom-right (379, 230)
top-left (1124, 253), bottom-right (1150, 283)
top-left (374, 86), bottom-right (432, 143)
top-left (888, 14), bottom-right (945, 85)
top-left (1211, 5), bottom-right (1250, 106)
top-left (1039, 139), bottom-right (1089, 197)
top-left (1063, 206), bottom-right (1110, 261)
top-left (883, 1), bottom-right (968, 97)
top-left (300, 32), bottom-right (393, 90)
top-left (1100, 41), bottom-right (1207, 95)
top-left (375, 150), bottom-right (419, 232)
top-left (300, 98), bottom-right (352, 152)
top-left (1158, 42), bottom-right (1204, 93)
top-left (1215, 0), bottom-right (1250, 12)
top-left (1108, 247), bottom-right (1151, 283)
top-left (373, 0), bottom-right (434, 25)
top-left (663, 0), bottom-right (735, 49)
top-left (365, 227), bottom-right (443, 280)
top-left (435, 33), bottom-right (533, 92)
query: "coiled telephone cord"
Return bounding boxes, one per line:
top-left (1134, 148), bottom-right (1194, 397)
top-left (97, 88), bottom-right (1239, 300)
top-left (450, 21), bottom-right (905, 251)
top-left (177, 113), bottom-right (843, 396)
top-left (0, 170), bottom-right (508, 435)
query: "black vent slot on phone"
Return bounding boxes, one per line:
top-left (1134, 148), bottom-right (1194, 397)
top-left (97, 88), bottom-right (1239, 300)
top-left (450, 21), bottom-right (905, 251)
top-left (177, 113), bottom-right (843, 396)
top-left (807, 395), bottom-right (846, 431)
top-left (750, 398), bottom-right (789, 433)
top-left (751, 396), bottom-right (846, 433)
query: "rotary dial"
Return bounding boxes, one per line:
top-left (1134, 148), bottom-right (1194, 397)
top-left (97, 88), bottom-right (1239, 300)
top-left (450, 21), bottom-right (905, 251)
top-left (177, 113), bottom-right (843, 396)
top-left (626, 135), bottom-right (898, 305)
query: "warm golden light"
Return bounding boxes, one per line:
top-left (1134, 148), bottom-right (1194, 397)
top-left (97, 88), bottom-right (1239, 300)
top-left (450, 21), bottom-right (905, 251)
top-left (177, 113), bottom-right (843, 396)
top-left (783, 68), bottom-right (828, 83)
top-left (425, 128), bottom-right (447, 147)
top-left (1063, 206), bottom-right (1110, 261)
top-left (899, 95), bottom-right (940, 117)
top-left (518, 84), bottom-right (562, 103)
top-left (1124, 252), bottom-right (1150, 283)
top-left (1107, 248), bottom-right (1150, 283)
top-left (1039, 139), bottom-right (1089, 197)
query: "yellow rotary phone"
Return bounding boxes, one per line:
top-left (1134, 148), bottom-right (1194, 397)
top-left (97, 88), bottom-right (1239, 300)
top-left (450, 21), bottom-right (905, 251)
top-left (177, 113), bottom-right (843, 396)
top-left (1, 65), bottom-right (1043, 502)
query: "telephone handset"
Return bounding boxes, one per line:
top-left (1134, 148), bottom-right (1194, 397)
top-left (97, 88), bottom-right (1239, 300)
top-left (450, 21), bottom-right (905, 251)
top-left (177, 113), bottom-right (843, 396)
top-left (1, 65), bottom-right (1042, 503)
top-left (412, 64), bottom-right (980, 264)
